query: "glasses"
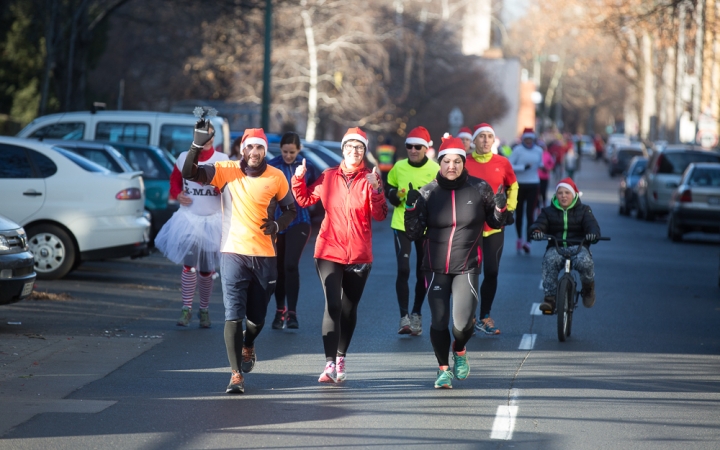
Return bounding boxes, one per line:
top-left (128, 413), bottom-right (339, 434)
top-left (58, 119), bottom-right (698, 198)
top-left (344, 144), bottom-right (365, 152)
top-left (406, 144), bottom-right (425, 150)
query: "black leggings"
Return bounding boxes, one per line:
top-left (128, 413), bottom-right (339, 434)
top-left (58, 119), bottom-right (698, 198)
top-left (275, 222), bottom-right (311, 313)
top-left (538, 179), bottom-right (550, 207)
top-left (426, 272), bottom-right (478, 367)
top-left (393, 229), bottom-right (425, 317)
top-left (479, 230), bottom-right (504, 319)
top-left (315, 258), bottom-right (371, 362)
top-left (515, 183), bottom-right (539, 240)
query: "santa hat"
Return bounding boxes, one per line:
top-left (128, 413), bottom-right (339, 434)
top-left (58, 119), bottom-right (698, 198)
top-left (405, 126), bottom-right (431, 148)
top-left (521, 127), bottom-right (536, 140)
top-left (556, 177), bottom-right (582, 197)
top-left (341, 127), bottom-right (368, 149)
top-left (437, 136), bottom-right (466, 162)
top-left (456, 127), bottom-right (473, 140)
top-left (472, 123), bottom-right (495, 141)
top-left (240, 128), bottom-right (269, 150)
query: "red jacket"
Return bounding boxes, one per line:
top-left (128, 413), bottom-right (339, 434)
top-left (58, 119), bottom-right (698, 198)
top-left (292, 163), bottom-right (387, 264)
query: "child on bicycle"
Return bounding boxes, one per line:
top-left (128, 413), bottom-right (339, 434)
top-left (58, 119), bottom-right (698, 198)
top-left (529, 178), bottom-right (601, 313)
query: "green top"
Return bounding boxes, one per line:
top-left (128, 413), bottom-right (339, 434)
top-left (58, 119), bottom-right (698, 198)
top-left (387, 158), bottom-right (439, 231)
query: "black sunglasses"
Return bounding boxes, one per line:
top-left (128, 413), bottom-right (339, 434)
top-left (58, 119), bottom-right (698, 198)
top-left (405, 144), bottom-right (424, 150)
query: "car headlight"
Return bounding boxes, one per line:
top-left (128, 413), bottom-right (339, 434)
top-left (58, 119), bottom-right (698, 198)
top-left (0, 235), bottom-right (9, 252)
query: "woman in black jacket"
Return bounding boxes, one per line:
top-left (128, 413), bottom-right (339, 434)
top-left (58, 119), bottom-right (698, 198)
top-left (529, 178), bottom-right (601, 313)
top-left (404, 137), bottom-right (507, 389)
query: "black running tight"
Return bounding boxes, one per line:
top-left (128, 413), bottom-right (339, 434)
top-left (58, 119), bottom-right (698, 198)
top-left (275, 223), bottom-right (311, 313)
top-left (393, 229), bottom-right (426, 317)
top-left (515, 183), bottom-right (539, 241)
top-left (479, 230), bottom-right (504, 319)
top-left (426, 272), bottom-right (478, 367)
top-left (315, 258), bottom-right (371, 362)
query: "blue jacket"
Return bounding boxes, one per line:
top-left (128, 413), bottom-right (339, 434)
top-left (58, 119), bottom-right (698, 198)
top-left (268, 155), bottom-right (320, 232)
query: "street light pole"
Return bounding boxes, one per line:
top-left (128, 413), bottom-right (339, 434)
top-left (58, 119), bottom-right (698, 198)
top-left (261, 0), bottom-right (272, 130)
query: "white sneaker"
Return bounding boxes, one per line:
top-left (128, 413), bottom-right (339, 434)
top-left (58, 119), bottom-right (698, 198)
top-left (398, 315), bottom-right (411, 334)
top-left (410, 313), bottom-right (422, 335)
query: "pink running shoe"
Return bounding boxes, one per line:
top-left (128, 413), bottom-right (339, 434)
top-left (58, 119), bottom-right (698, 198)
top-left (318, 362), bottom-right (337, 383)
top-left (516, 239), bottom-right (523, 254)
top-left (336, 356), bottom-right (346, 382)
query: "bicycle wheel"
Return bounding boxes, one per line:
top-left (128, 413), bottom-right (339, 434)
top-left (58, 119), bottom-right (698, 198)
top-left (556, 277), bottom-right (572, 342)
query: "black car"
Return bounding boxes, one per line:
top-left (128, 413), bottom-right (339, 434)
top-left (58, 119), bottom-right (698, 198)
top-left (618, 156), bottom-right (648, 215)
top-left (609, 145), bottom-right (646, 177)
top-left (0, 214), bottom-right (36, 305)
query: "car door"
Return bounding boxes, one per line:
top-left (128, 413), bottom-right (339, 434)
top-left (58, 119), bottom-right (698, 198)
top-left (0, 143), bottom-right (48, 224)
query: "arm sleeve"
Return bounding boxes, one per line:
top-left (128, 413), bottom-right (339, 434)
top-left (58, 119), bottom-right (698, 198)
top-left (529, 210), bottom-right (549, 233)
top-left (292, 170), bottom-right (324, 207)
top-left (274, 190), bottom-right (297, 232)
top-left (370, 186), bottom-right (388, 221)
top-left (582, 206), bottom-right (601, 237)
top-left (181, 146), bottom-right (215, 185)
top-left (404, 191), bottom-right (428, 241)
top-left (509, 151), bottom-right (526, 172)
top-left (483, 183), bottom-right (506, 230)
top-left (169, 166), bottom-right (183, 199)
top-left (385, 166), bottom-right (402, 206)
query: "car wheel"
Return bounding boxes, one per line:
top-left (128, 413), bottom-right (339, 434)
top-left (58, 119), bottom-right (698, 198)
top-left (619, 195), bottom-right (629, 216)
top-left (636, 197), bottom-right (646, 220)
top-left (27, 224), bottom-right (76, 280)
top-left (668, 215), bottom-right (683, 242)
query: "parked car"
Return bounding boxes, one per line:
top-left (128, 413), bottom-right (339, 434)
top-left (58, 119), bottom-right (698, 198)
top-left (636, 145), bottom-right (720, 220)
top-left (667, 163), bottom-right (720, 241)
top-left (40, 140), bottom-right (133, 172)
top-left (302, 141), bottom-right (343, 167)
top-left (618, 156), bottom-right (648, 216)
top-left (16, 110), bottom-right (231, 157)
top-left (609, 144), bottom-right (646, 177)
top-left (573, 134), bottom-right (596, 157)
top-left (604, 134), bottom-right (631, 162)
top-left (0, 137), bottom-right (150, 279)
top-left (0, 214), bottom-right (36, 305)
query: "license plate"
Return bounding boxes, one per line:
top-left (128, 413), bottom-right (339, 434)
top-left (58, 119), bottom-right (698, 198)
top-left (21, 282), bottom-right (34, 297)
top-left (709, 197), bottom-right (719, 205)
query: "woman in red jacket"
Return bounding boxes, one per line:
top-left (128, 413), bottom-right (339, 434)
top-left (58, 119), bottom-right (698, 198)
top-left (292, 127), bottom-right (388, 384)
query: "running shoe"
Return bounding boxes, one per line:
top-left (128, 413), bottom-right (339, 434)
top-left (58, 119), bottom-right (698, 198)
top-left (475, 315), bottom-right (500, 335)
top-left (434, 368), bottom-right (454, 389)
top-left (271, 309), bottom-right (286, 329)
top-left (452, 350), bottom-right (470, 380)
top-left (398, 315), bottom-right (411, 334)
top-left (318, 362), bottom-right (337, 383)
top-left (410, 313), bottom-right (422, 336)
top-left (241, 346), bottom-right (256, 373)
top-left (286, 311), bottom-right (299, 329)
top-left (198, 308), bottom-right (211, 328)
top-left (177, 307), bottom-right (191, 327)
top-left (516, 239), bottom-right (523, 254)
top-left (522, 241), bottom-right (531, 254)
top-left (226, 370), bottom-right (245, 394)
top-left (336, 356), bottom-right (346, 382)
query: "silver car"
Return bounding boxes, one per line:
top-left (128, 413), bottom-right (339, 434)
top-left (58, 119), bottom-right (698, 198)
top-left (636, 145), bottom-right (720, 220)
top-left (667, 163), bottom-right (720, 241)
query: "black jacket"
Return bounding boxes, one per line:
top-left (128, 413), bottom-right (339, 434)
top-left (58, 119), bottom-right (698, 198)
top-left (404, 173), bottom-right (506, 274)
top-left (529, 196), bottom-right (601, 250)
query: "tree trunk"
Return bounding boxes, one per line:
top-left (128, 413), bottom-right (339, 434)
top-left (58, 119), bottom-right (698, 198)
top-left (301, 7), bottom-right (318, 142)
top-left (39, 0), bottom-right (58, 116)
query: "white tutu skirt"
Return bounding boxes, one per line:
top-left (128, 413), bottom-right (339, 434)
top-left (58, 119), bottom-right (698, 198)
top-left (154, 208), bottom-right (222, 272)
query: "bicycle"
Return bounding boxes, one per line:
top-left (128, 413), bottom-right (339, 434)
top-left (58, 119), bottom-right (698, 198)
top-left (533, 235), bottom-right (610, 342)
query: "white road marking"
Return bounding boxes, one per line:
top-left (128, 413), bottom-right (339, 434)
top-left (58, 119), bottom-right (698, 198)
top-left (491, 389), bottom-right (519, 440)
top-left (538, 279), bottom-right (544, 290)
top-left (518, 334), bottom-right (536, 350)
top-left (530, 303), bottom-right (543, 315)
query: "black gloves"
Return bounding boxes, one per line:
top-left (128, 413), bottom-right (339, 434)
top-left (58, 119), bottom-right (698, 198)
top-left (585, 233), bottom-right (598, 243)
top-left (260, 218), bottom-right (279, 235)
top-left (405, 182), bottom-right (420, 208)
top-left (387, 188), bottom-right (402, 207)
top-left (192, 119), bottom-right (214, 149)
top-left (531, 230), bottom-right (545, 240)
top-left (493, 185), bottom-right (507, 209)
top-left (524, 164), bottom-right (532, 170)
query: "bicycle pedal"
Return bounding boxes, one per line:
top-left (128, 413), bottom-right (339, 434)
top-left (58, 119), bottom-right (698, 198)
top-left (542, 310), bottom-right (554, 315)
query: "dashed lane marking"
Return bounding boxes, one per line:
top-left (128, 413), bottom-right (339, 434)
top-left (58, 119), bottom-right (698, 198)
top-left (530, 303), bottom-right (543, 315)
top-left (518, 334), bottom-right (536, 350)
top-left (491, 389), bottom-right (519, 440)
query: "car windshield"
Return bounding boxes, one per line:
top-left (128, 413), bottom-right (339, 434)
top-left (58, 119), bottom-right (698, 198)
top-left (660, 152), bottom-right (720, 174)
top-left (631, 160), bottom-right (647, 175)
top-left (51, 146), bottom-right (111, 173)
top-left (689, 167), bottom-right (720, 187)
top-left (618, 149), bottom-right (643, 161)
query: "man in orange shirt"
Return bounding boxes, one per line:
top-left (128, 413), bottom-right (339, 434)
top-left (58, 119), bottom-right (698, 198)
top-left (183, 123), bottom-right (296, 394)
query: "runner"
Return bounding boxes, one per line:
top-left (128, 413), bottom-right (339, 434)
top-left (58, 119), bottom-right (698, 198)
top-left (292, 127), bottom-right (388, 384)
top-left (509, 128), bottom-right (544, 254)
top-left (464, 123), bottom-right (518, 335)
top-left (267, 132), bottom-right (320, 329)
top-left (156, 122), bottom-right (228, 329)
top-left (457, 126), bottom-right (474, 156)
top-left (385, 126), bottom-right (439, 336)
top-left (404, 136), bottom-right (508, 389)
top-left (182, 124), bottom-right (297, 394)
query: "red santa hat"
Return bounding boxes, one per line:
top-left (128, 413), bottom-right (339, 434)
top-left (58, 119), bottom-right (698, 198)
top-left (405, 126), bottom-right (431, 148)
top-left (240, 128), bottom-right (269, 150)
top-left (556, 177), bottom-right (582, 197)
top-left (341, 127), bottom-right (368, 149)
top-left (521, 127), bottom-right (536, 140)
top-left (472, 123), bottom-right (495, 141)
top-left (456, 127), bottom-right (473, 140)
top-left (437, 136), bottom-right (466, 162)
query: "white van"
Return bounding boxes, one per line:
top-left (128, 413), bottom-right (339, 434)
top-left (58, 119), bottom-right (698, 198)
top-left (16, 110), bottom-right (231, 157)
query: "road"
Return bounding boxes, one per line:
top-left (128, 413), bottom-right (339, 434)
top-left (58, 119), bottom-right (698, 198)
top-left (0, 157), bottom-right (718, 449)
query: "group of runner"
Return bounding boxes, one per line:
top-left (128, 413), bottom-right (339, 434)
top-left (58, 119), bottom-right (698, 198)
top-left (155, 118), bottom-right (600, 393)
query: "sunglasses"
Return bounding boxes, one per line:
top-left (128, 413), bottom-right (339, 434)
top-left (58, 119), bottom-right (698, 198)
top-left (405, 144), bottom-right (424, 150)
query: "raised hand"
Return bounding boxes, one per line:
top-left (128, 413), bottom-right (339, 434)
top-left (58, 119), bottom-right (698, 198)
top-left (294, 158), bottom-right (307, 178)
top-left (366, 166), bottom-right (381, 190)
top-left (405, 182), bottom-right (420, 207)
top-left (493, 185), bottom-right (507, 209)
top-left (192, 119), bottom-right (213, 149)
top-left (260, 218), bottom-right (279, 235)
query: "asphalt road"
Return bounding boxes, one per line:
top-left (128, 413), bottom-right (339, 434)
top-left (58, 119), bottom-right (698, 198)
top-left (0, 157), bottom-right (718, 449)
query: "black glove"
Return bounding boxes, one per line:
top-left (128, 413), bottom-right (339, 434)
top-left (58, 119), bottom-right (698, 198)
top-left (524, 164), bottom-right (532, 170)
top-left (504, 210), bottom-right (515, 226)
top-left (585, 233), bottom-right (597, 243)
top-left (260, 218), bottom-right (279, 235)
top-left (405, 182), bottom-right (420, 208)
top-left (387, 188), bottom-right (402, 207)
top-left (493, 185), bottom-right (507, 209)
top-left (192, 119), bottom-right (214, 149)
top-left (531, 230), bottom-right (545, 240)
